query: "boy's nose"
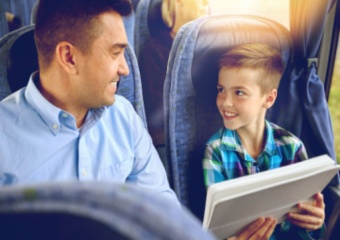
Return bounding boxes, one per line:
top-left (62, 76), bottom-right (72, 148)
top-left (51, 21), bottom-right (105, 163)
top-left (223, 95), bottom-right (233, 107)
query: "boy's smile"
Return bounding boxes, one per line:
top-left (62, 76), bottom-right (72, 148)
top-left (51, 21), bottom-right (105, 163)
top-left (223, 111), bottom-right (238, 120)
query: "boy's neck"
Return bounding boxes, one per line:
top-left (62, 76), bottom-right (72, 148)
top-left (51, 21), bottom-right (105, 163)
top-left (236, 121), bottom-right (266, 160)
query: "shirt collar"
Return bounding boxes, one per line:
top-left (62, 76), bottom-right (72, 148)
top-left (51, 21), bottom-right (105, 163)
top-left (25, 72), bottom-right (63, 135)
top-left (262, 120), bottom-right (278, 156)
top-left (220, 128), bottom-right (243, 152)
top-left (25, 71), bottom-right (106, 135)
top-left (220, 120), bottom-right (278, 156)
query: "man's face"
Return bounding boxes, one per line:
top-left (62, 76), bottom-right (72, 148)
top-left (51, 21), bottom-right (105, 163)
top-left (76, 11), bottom-right (129, 109)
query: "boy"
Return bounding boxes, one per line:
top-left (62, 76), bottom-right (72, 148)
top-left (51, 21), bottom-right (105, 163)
top-left (203, 43), bottom-right (325, 239)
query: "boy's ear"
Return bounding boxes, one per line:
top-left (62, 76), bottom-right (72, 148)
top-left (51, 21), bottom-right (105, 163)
top-left (55, 41), bottom-right (79, 75)
top-left (263, 89), bottom-right (277, 109)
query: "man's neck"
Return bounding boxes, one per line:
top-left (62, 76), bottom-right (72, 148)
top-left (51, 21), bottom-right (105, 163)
top-left (37, 71), bottom-right (87, 128)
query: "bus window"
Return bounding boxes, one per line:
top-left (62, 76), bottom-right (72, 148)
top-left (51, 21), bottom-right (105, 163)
top-left (328, 36), bottom-right (340, 163)
top-left (209, 0), bottom-right (290, 30)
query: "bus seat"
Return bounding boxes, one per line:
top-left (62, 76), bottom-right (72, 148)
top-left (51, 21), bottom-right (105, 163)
top-left (0, 4), bottom-right (9, 37)
top-left (0, 26), bottom-right (147, 127)
top-left (3, 0), bottom-right (37, 27)
top-left (324, 195), bottom-right (340, 240)
top-left (0, 181), bottom-right (217, 240)
top-left (133, 0), bottom-right (152, 58)
top-left (123, 10), bottom-right (136, 47)
top-left (131, 0), bottom-right (141, 11)
top-left (164, 15), bottom-right (292, 220)
top-left (30, 0), bottom-right (136, 47)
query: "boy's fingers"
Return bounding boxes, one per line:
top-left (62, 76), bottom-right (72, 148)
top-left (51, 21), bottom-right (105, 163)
top-left (296, 203), bottom-right (324, 218)
top-left (314, 193), bottom-right (325, 208)
top-left (288, 219), bottom-right (323, 231)
top-left (248, 218), bottom-right (275, 240)
top-left (238, 217), bottom-right (265, 239)
top-left (262, 218), bottom-right (277, 239)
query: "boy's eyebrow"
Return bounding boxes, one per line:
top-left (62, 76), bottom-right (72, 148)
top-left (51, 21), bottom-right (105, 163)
top-left (217, 83), bottom-right (249, 90)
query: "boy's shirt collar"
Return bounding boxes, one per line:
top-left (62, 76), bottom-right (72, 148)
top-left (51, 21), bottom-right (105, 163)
top-left (220, 120), bottom-right (279, 158)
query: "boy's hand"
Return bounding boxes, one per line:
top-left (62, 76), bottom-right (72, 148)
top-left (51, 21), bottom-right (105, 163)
top-left (228, 217), bottom-right (277, 240)
top-left (286, 192), bottom-right (325, 231)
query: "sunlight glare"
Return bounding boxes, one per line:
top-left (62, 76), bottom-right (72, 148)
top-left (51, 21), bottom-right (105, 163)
top-left (209, 0), bottom-right (290, 30)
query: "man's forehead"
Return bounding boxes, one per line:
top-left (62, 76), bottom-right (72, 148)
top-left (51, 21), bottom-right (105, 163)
top-left (95, 11), bottom-right (128, 45)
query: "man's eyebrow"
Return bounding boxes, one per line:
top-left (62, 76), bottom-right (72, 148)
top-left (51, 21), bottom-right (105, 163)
top-left (111, 43), bottom-right (128, 49)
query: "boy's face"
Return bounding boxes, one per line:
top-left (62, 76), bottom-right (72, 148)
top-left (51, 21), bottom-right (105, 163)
top-left (216, 68), bottom-right (276, 132)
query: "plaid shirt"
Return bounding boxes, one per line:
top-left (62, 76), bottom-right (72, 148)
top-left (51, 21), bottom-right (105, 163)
top-left (203, 120), bottom-right (307, 186)
top-left (203, 120), bottom-right (324, 240)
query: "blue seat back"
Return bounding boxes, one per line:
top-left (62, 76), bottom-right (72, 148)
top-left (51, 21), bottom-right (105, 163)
top-left (164, 15), bottom-right (292, 220)
top-left (324, 197), bottom-right (340, 240)
top-left (133, 0), bottom-right (151, 57)
top-left (131, 0), bottom-right (141, 11)
top-left (3, 0), bottom-right (37, 26)
top-left (0, 181), bottom-right (216, 240)
top-left (0, 26), bottom-right (147, 126)
top-left (0, 4), bottom-right (9, 38)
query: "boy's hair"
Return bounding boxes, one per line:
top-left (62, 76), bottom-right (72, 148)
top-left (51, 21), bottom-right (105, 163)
top-left (34, 0), bottom-right (132, 69)
top-left (218, 43), bottom-right (284, 94)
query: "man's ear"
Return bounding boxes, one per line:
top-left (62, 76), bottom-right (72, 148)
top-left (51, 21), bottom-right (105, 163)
top-left (55, 41), bottom-right (79, 75)
top-left (263, 89), bottom-right (277, 109)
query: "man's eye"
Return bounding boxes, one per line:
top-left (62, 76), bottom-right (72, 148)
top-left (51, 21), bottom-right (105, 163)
top-left (113, 51), bottom-right (121, 56)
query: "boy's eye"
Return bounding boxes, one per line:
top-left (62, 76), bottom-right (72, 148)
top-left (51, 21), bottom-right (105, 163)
top-left (217, 87), bottom-right (225, 93)
top-left (235, 90), bottom-right (245, 96)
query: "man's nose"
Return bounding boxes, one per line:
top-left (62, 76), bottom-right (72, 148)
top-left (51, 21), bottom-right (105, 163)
top-left (119, 54), bottom-right (129, 76)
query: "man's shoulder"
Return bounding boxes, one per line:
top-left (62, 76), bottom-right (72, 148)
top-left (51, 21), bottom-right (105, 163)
top-left (0, 89), bottom-right (27, 120)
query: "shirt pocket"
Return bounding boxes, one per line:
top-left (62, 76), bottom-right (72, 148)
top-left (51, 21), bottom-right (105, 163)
top-left (99, 160), bottom-right (133, 182)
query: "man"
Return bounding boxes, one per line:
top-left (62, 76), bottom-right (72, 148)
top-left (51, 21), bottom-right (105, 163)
top-left (0, 0), bottom-right (178, 204)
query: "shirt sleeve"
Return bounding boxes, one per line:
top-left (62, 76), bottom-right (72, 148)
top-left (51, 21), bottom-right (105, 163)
top-left (294, 142), bottom-right (308, 162)
top-left (203, 141), bottom-right (226, 188)
top-left (126, 108), bottom-right (180, 206)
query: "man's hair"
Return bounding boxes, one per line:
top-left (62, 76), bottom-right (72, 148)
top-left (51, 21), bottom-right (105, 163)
top-left (34, 0), bottom-right (132, 69)
top-left (218, 43), bottom-right (284, 94)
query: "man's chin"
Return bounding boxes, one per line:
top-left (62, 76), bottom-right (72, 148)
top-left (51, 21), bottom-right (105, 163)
top-left (107, 96), bottom-right (116, 106)
top-left (97, 96), bottom-right (116, 108)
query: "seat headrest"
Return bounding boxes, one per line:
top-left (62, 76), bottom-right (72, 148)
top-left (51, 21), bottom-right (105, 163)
top-left (148, 0), bottom-right (169, 37)
top-left (7, 28), bottom-right (38, 92)
top-left (191, 15), bottom-right (292, 105)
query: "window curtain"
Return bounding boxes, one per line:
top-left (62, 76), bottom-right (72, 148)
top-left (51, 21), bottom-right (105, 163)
top-left (268, 0), bottom-right (338, 184)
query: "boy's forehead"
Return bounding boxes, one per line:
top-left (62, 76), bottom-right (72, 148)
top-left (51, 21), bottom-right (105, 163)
top-left (218, 67), bottom-right (265, 86)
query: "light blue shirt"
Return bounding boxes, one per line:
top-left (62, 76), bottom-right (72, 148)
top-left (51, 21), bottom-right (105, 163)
top-left (0, 72), bottom-right (178, 204)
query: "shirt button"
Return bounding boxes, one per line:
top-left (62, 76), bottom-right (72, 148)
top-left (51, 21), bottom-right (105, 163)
top-left (62, 113), bottom-right (68, 118)
top-left (52, 124), bottom-right (58, 130)
top-left (82, 169), bottom-right (87, 176)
